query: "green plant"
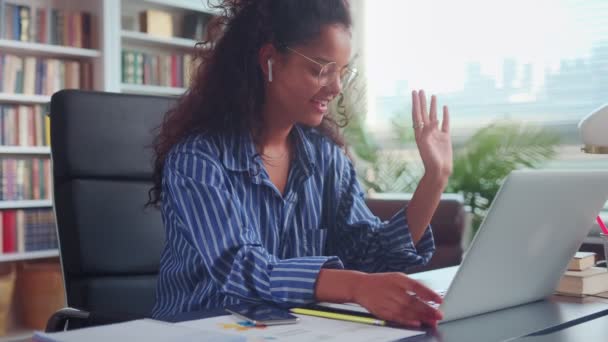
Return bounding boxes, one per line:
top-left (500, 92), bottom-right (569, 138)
top-left (445, 123), bottom-right (560, 236)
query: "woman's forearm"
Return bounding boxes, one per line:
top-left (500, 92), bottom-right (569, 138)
top-left (406, 172), bottom-right (449, 244)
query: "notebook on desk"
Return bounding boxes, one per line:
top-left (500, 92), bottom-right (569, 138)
top-left (319, 170), bottom-right (608, 324)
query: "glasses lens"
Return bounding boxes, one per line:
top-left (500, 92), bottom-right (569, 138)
top-left (319, 63), bottom-right (358, 88)
top-left (341, 68), bottom-right (357, 88)
top-left (318, 62), bottom-right (338, 87)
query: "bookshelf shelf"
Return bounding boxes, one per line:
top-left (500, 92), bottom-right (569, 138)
top-left (137, 0), bottom-right (216, 14)
top-left (0, 200), bottom-right (53, 210)
top-left (121, 30), bottom-right (201, 49)
top-left (0, 93), bottom-right (51, 104)
top-left (0, 250), bottom-right (59, 263)
top-left (0, 146), bottom-right (51, 155)
top-left (121, 83), bottom-right (186, 96)
top-left (0, 39), bottom-right (101, 58)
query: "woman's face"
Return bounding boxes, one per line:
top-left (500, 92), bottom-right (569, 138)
top-left (267, 24), bottom-right (352, 127)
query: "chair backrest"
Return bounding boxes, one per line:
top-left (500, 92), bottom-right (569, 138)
top-left (50, 89), bottom-right (177, 317)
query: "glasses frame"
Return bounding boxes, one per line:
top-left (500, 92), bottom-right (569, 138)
top-left (285, 46), bottom-right (358, 88)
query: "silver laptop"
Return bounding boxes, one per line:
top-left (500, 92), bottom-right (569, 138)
top-left (316, 170), bottom-right (608, 322)
top-left (438, 169), bottom-right (608, 322)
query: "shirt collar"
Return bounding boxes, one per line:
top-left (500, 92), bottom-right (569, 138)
top-left (221, 131), bottom-right (257, 172)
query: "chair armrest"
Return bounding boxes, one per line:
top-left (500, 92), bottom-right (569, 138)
top-left (45, 307), bottom-right (147, 332)
top-left (45, 307), bottom-right (90, 332)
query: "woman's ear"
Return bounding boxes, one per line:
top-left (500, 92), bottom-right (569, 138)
top-left (259, 43), bottom-right (278, 82)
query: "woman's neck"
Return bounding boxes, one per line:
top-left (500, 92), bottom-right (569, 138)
top-left (255, 109), bottom-right (294, 159)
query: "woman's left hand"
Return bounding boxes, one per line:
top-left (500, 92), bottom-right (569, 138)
top-left (411, 90), bottom-right (453, 180)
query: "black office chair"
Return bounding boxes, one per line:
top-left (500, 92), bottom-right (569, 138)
top-left (46, 89), bottom-right (177, 331)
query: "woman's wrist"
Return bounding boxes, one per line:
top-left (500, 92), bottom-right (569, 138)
top-left (315, 269), bottom-right (368, 303)
top-left (421, 171), bottom-right (450, 188)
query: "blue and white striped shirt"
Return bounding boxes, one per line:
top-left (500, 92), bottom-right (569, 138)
top-left (151, 124), bottom-right (435, 319)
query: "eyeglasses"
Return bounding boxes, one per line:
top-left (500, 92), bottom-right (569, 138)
top-left (285, 46), bottom-right (358, 89)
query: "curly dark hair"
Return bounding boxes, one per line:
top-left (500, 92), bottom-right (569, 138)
top-left (146, 0), bottom-right (353, 208)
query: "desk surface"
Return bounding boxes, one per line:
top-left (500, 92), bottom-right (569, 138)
top-left (165, 266), bottom-right (608, 342)
top-left (513, 313), bottom-right (608, 342)
top-left (406, 267), bottom-right (608, 342)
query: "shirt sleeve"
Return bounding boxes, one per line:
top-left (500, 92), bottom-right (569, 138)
top-left (164, 151), bottom-right (344, 307)
top-left (326, 151), bottom-right (435, 273)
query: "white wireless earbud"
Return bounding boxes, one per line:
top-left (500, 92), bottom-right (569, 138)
top-left (267, 59), bottom-right (273, 82)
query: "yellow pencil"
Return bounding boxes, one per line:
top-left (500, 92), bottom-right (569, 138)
top-left (290, 308), bottom-right (387, 326)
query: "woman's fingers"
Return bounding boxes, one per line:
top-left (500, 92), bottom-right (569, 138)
top-left (419, 90), bottom-right (429, 125)
top-left (442, 105), bottom-right (450, 133)
top-left (387, 279), bottom-right (443, 322)
top-left (429, 94), bottom-right (438, 124)
top-left (395, 276), bottom-right (444, 304)
top-left (411, 90), bottom-right (422, 128)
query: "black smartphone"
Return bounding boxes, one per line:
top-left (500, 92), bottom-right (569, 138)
top-left (225, 303), bottom-right (300, 326)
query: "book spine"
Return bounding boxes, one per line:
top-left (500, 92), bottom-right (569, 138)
top-left (19, 6), bottom-right (30, 42)
top-left (18, 105), bottom-right (27, 146)
top-left (12, 4), bottom-right (19, 41)
top-left (15, 56), bottom-right (24, 93)
top-left (2, 210), bottom-right (16, 253)
top-left (34, 105), bottom-right (42, 146)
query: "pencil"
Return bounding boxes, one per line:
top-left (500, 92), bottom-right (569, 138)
top-left (290, 308), bottom-right (387, 326)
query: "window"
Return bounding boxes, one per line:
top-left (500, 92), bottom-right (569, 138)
top-left (359, 0), bottom-right (608, 226)
top-left (364, 0), bottom-right (608, 151)
top-left (363, 0), bottom-right (608, 170)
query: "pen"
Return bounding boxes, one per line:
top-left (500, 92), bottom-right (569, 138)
top-left (290, 308), bottom-right (387, 326)
top-left (597, 216), bottom-right (608, 235)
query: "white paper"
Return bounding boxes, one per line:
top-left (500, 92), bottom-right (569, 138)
top-left (33, 318), bottom-right (245, 342)
top-left (178, 314), bottom-right (425, 342)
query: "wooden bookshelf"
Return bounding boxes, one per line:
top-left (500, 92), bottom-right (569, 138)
top-left (0, 1), bottom-right (88, 338)
top-left (0, 0), bottom-right (215, 338)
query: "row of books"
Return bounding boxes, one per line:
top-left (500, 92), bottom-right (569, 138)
top-left (1, 104), bottom-right (50, 147)
top-left (556, 251), bottom-right (608, 296)
top-left (0, 2), bottom-right (94, 48)
top-left (122, 50), bottom-right (196, 88)
top-left (1, 208), bottom-right (57, 253)
top-left (0, 157), bottom-right (52, 201)
top-left (0, 53), bottom-right (92, 95)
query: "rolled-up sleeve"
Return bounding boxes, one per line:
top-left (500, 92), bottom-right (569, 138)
top-left (165, 152), bottom-right (343, 306)
top-left (327, 153), bottom-right (435, 273)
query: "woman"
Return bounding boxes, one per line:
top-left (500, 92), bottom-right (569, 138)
top-left (148, 0), bottom-right (452, 328)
